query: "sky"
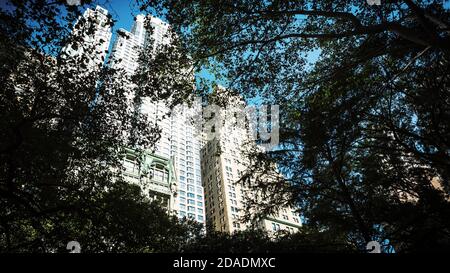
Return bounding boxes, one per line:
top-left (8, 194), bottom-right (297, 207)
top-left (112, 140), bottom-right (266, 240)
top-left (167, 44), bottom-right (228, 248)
top-left (101, 0), bottom-right (450, 40)
top-left (2, 0), bottom-right (449, 92)
top-left (98, 0), bottom-right (450, 59)
top-left (97, 0), bottom-right (145, 33)
top-left (85, 0), bottom-right (450, 103)
top-left (95, 1), bottom-right (146, 61)
top-left (93, 1), bottom-right (227, 89)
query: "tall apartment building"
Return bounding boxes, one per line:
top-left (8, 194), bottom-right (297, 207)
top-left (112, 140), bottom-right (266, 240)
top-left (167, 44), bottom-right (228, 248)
top-left (201, 91), bottom-right (302, 234)
top-left (62, 5), bottom-right (112, 70)
top-left (109, 15), bottom-right (170, 73)
top-left (109, 15), bottom-right (146, 74)
top-left (108, 14), bottom-right (206, 224)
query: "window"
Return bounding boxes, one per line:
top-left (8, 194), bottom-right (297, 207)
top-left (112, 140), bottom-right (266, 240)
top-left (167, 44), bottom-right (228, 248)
top-left (149, 164), bottom-right (168, 183)
top-left (231, 207), bottom-right (240, 213)
top-left (197, 215), bottom-right (204, 221)
top-left (188, 206), bottom-right (195, 212)
top-left (272, 223), bottom-right (280, 231)
top-left (187, 199), bottom-right (195, 205)
top-left (187, 193), bottom-right (195, 198)
top-left (124, 159), bottom-right (137, 173)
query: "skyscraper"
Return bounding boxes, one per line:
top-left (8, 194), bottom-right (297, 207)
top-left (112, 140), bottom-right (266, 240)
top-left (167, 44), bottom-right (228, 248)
top-left (139, 15), bottom-right (205, 224)
top-left (109, 15), bottom-right (206, 224)
top-left (62, 5), bottom-right (112, 71)
top-left (109, 15), bottom-right (146, 74)
top-left (201, 90), bottom-right (302, 234)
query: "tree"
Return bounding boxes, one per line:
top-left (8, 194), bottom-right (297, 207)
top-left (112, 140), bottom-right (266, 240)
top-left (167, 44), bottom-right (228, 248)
top-left (0, 0), bottom-right (200, 252)
top-left (138, 0), bottom-right (450, 252)
top-left (182, 226), bottom-right (356, 253)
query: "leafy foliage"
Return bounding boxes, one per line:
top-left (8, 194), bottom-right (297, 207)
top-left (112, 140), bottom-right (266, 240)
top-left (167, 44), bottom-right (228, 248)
top-left (2, 0), bottom-right (449, 253)
top-left (139, 0), bottom-right (450, 252)
top-left (0, 0), bottom-right (197, 252)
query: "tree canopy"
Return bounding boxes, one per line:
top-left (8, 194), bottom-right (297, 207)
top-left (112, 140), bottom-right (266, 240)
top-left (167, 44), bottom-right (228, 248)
top-left (0, 0), bottom-right (197, 252)
top-left (1, 0), bottom-right (449, 253)
top-left (138, 0), bottom-right (450, 252)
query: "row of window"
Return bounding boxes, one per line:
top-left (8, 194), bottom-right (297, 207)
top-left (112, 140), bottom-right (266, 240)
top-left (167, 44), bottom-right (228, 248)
top-left (179, 204), bottom-right (203, 214)
top-left (179, 183), bottom-right (203, 193)
top-left (272, 224), bottom-right (296, 233)
top-left (179, 211), bottom-right (204, 222)
top-left (179, 197), bottom-right (203, 207)
top-left (178, 191), bottom-right (203, 200)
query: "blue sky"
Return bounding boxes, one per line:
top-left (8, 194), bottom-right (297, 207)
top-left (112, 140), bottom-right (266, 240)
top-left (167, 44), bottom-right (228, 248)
top-left (98, 0), bottom-right (450, 100)
top-left (98, 1), bottom-right (230, 89)
top-left (96, 1), bottom-right (145, 60)
top-left (99, 0), bottom-right (450, 53)
top-left (2, 0), bottom-right (448, 91)
top-left (102, 0), bottom-right (450, 40)
top-left (97, 0), bottom-right (142, 33)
